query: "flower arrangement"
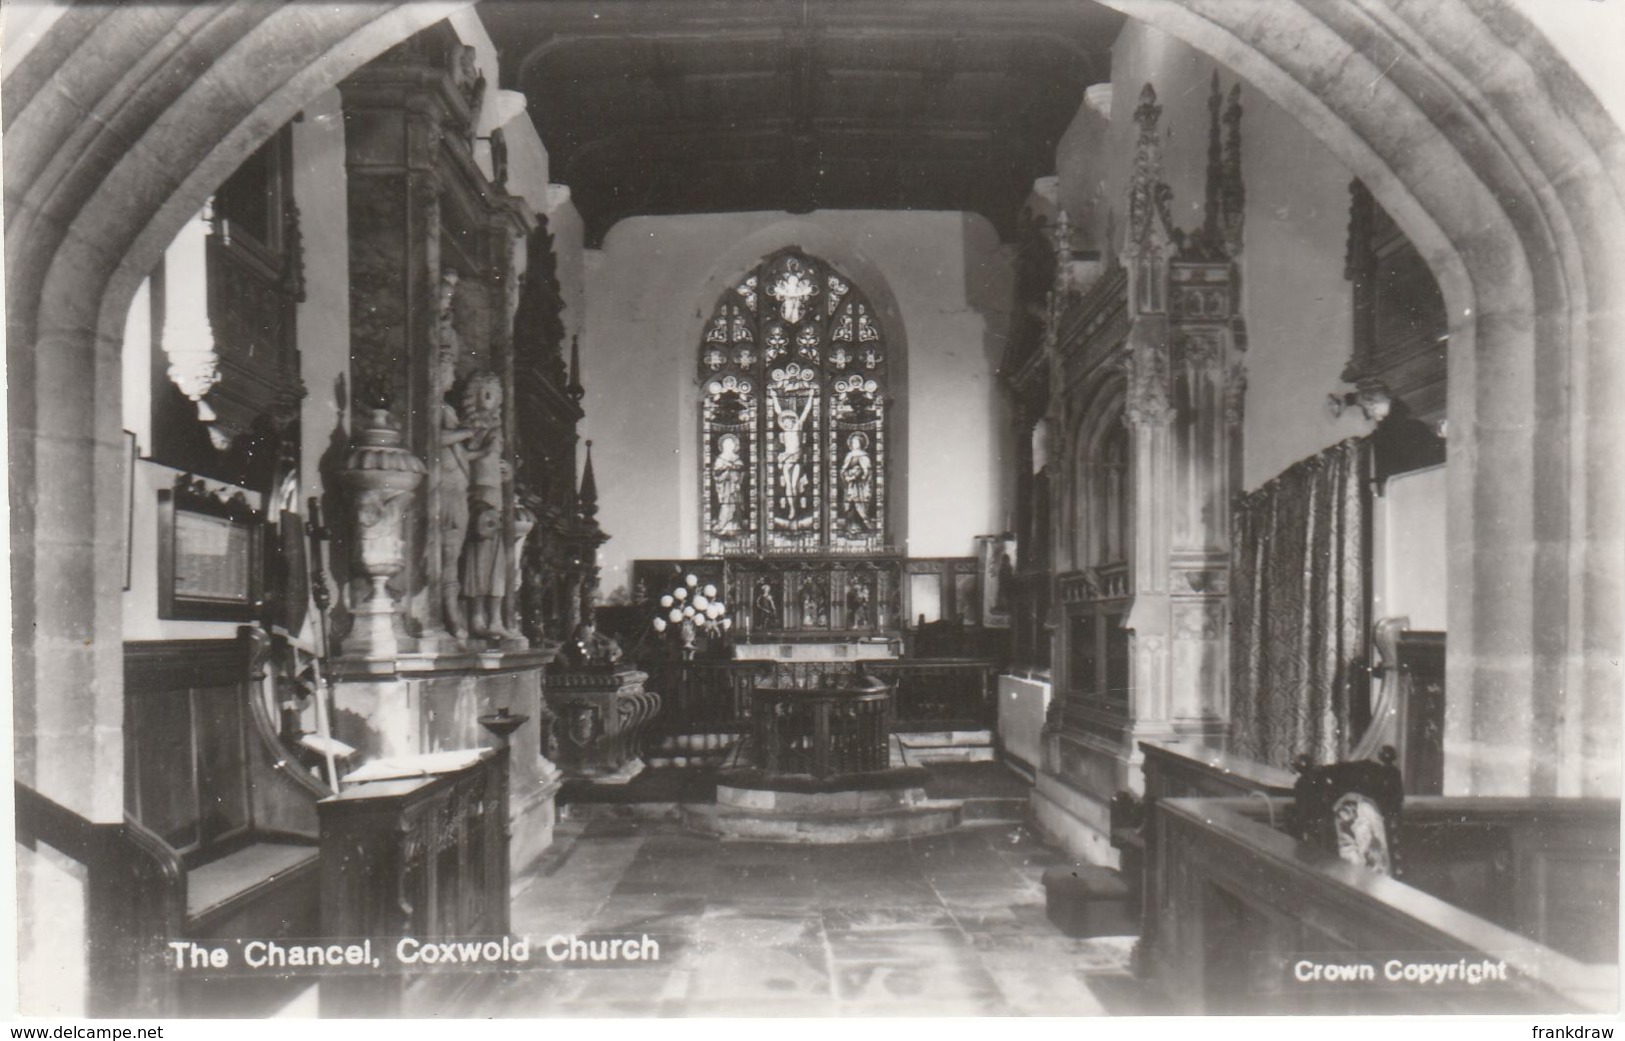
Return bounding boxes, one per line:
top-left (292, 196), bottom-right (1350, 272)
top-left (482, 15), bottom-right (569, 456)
top-left (652, 573), bottom-right (732, 658)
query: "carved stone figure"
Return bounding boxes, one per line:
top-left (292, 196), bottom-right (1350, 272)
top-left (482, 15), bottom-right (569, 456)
top-left (753, 578), bottom-right (780, 632)
top-left (847, 577), bottom-right (872, 630)
top-left (564, 701), bottom-right (601, 749)
top-left (712, 433), bottom-right (745, 535)
top-left (840, 431), bottom-right (874, 532)
top-left (458, 370), bottom-right (509, 639)
top-left (437, 346), bottom-right (473, 638)
top-left (508, 499), bottom-right (535, 638)
top-left (800, 576), bottom-right (827, 628)
top-left (437, 270), bottom-right (462, 354)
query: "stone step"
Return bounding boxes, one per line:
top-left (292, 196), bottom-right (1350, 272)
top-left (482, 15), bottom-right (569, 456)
top-left (895, 729), bottom-right (995, 765)
top-left (682, 799), bottom-right (962, 844)
top-left (560, 801), bottom-right (683, 822)
top-left (646, 754), bottom-right (731, 769)
top-left (650, 733), bottom-right (741, 753)
top-left (895, 729), bottom-right (994, 748)
top-left (959, 795), bottom-right (1028, 823)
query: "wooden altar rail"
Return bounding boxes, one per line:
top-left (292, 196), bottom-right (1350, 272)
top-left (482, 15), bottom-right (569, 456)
top-left (1141, 795), bottom-right (1618, 1014)
top-left (646, 658), bottom-right (997, 736)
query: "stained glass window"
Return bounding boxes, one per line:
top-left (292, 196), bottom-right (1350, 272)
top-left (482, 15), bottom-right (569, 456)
top-left (700, 251), bottom-right (889, 556)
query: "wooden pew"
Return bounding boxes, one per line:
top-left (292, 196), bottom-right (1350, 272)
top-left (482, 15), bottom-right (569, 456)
top-left (118, 628), bottom-right (329, 1015)
top-left (1140, 794), bottom-right (1618, 1014)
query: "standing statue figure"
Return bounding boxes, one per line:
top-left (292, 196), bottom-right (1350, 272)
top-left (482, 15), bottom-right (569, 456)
top-left (508, 499), bottom-right (536, 638)
top-left (752, 578), bottom-right (780, 633)
top-left (712, 433), bottom-right (745, 535)
top-left (459, 370), bottom-right (510, 639)
top-left (437, 346), bottom-right (473, 638)
top-left (769, 388), bottom-right (816, 524)
top-left (840, 431), bottom-right (874, 533)
top-left (437, 270), bottom-right (462, 355)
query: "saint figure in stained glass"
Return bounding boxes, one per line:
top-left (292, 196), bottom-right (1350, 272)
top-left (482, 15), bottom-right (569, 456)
top-left (712, 434), bottom-right (745, 535)
top-left (841, 432), bottom-right (874, 533)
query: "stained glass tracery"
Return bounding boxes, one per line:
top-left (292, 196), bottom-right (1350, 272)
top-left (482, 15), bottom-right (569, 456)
top-left (700, 251), bottom-right (889, 556)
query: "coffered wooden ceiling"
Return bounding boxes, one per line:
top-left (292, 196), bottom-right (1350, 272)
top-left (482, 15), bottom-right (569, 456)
top-left (478, 0), bottom-right (1124, 245)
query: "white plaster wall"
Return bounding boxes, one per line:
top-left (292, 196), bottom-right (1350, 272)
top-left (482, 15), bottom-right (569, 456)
top-left (1375, 464), bottom-right (1449, 631)
top-left (582, 210), bottom-right (1013, 599)
top-left (546, 190), bottom-right (587, 343)
top-left (1092, 22), bottom-right (1368, 492)
top-left (294, 88), bottom-right (353, 631)
top-left (997, 673), bottom-right (1052, 773)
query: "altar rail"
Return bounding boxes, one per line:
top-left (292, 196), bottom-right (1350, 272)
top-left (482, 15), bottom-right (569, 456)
top-left (645, 658), bottom-right (997, 736)
top-left (1141, 795), bottom-right (1618, 1014)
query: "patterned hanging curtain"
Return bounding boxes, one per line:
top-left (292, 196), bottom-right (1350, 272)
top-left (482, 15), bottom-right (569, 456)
top-left (1229, 437), bottom-right (1369, 768)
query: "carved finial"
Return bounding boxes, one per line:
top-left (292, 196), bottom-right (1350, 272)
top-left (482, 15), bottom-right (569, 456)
top-left (1125, 83), bottom-right (1171, 260)
top-left (567, 334), bottom-right (584, 402)
top-left (578, 439), bottom-right (598, 520)
top-left (1202, 72), bottom-right (1224, 251)
top-left (1222, 82), bottom-right (1245, 257)
top-left (1051, 210), bottom-right (1073, 296)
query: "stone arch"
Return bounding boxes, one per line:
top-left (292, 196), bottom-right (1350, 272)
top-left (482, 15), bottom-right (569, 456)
top-left (1086, 0), bottom-right (1625, 795)
top-left (6, 1), bottom-right (476, 819)
top-left (6, 1), bottom-right (1621, 820)
top-left (1069, 376), bottom-right (1132, 575)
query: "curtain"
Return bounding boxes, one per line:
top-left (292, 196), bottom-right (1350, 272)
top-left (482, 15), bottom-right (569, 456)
top-left (1230, 437), bottom-right (1368, 769)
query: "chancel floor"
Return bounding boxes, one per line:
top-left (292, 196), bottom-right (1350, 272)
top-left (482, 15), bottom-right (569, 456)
top-left (468, 808), bottom-right (1147, 1017)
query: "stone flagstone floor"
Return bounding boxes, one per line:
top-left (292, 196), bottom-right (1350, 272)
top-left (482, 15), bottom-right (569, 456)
top-left (466, 817), bottom-right (1148, 1017)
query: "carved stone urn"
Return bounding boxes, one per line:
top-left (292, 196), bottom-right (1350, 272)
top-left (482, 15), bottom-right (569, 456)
top-left (337, 406), bottom-right (427, 662)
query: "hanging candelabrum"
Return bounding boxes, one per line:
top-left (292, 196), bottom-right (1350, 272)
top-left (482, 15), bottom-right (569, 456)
top-left (652, 573), bottom-right (732, 661)
top-left (337, 406), bottom-right (426, 662)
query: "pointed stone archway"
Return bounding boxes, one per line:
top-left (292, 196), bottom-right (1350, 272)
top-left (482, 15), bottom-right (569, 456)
top-left (6, 0), bottom-right (1620, 831)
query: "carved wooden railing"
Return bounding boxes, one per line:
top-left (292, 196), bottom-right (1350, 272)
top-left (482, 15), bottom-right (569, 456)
top-left (1140, 794), bottom-right (1618, 1014)
top-left (750, 682), bottom-right (894, 780)
top-left (645, 658), bottom-right (997, 736)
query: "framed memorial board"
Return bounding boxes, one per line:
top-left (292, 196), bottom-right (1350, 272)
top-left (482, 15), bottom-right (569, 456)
top-left (157, 474), bottom-right (265, 622)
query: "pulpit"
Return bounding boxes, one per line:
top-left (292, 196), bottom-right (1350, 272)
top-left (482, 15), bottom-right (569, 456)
top-left (544, 667), bottom-right (661, 782)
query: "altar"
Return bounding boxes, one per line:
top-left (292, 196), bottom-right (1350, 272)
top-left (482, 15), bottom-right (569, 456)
top-left (731, 639), bottom-right (898, 662)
